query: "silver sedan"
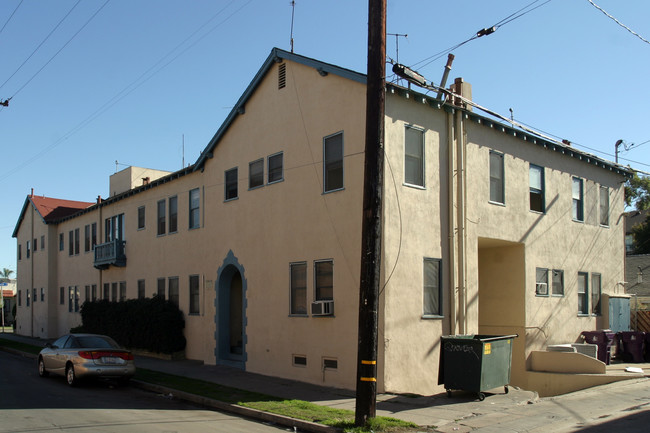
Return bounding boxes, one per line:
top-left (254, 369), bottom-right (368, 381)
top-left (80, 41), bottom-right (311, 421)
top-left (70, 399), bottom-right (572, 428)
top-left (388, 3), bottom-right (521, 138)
top-left (38, 333), bottom-right (136, 386)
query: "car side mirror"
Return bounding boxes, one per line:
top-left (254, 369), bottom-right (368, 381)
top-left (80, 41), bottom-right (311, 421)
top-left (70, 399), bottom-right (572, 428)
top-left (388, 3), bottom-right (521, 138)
top-left (45, 343), bottom-right (54, 349)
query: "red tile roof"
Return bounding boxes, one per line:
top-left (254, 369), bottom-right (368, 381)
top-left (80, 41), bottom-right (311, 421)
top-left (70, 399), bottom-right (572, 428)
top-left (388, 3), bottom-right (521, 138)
top-left (30, 196), bottom-right (94, 222)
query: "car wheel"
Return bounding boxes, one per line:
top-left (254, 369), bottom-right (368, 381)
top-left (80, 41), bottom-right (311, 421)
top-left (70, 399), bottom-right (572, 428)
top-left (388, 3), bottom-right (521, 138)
top-left (66, 364), bottom-right (77, 387)
top-left (38, 358), bottom-right (49, 377)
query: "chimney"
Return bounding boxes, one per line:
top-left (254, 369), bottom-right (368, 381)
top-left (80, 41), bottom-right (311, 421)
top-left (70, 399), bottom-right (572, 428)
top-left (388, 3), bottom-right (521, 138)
top-left (449, 77), bottom-right (472, 111)
top-left (142, 177), bottom-right (150, 186)
top-left (97, 195), bottom-right (102, 204)
top-left (30, 188), bottom-right (34, 197)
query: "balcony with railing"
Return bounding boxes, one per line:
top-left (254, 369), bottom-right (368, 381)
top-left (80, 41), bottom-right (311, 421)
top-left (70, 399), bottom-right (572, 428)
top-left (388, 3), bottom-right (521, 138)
top-left (93, 240), bottom-right (126, 269)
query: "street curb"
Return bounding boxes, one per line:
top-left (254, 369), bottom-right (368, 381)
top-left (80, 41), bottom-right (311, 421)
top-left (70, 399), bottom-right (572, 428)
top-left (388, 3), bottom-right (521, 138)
top-left (0, 346), bottom-right (37, 359)
top-left (132, 380), bottom-right (342, 433)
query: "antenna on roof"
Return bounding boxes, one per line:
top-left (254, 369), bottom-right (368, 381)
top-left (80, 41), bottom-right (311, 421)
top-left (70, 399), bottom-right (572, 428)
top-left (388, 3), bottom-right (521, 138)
top-left (290, 1), bottom-right (296, 53)
top-left (182, 134), bottom-right (185, 168)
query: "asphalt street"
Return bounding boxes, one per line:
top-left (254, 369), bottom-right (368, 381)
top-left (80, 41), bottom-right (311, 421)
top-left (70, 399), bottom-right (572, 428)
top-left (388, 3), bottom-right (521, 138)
top-left (0, 350), bottom-right (290, 433)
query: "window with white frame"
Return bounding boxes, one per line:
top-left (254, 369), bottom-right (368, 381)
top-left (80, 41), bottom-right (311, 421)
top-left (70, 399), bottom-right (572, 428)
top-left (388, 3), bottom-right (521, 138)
top-left (137, 206), bottom-right (145, 230)
top-left (405, 126), bottom-right (425, 187)
top-left (599, 186), bottom-right (609, 226)
top-left (577, 272), bottom-right (589, 315)
top-left (314, 260), bottom-right (333, 301)
top-left (423, 258), bottom-right (442, 316)
top-left (323, 132), bottom-right (343, 193)
top-left (552, 269), bottom-right (564, 296)
top-left (591, 273), bottom-right (602, 315)
top-left (189, 275), bottom-right (200, 314)
top-left (105, 214), bottom-right (124, 242)
top-left (290, 262), bottom-right (307, 315)
top-left (189, 188), bottom-right (200, 229)
top-left (268, 152), bottom-right (283, 184)
top-left (536, 268), bottom-right (549, 296)
top-left (169, 196), bottom-right (178, 233)
top-left (225, 167), bottom-right (238, 201)
top-left (572, 177), bottom-right (584, 222)
top-left (529, 164), bottom-right (545, 212)
top-left (168, 277), bottom-right (179, 306)
top-left (249, 159), bottom-right (264, 189)
top-left (489, 151), bottom-right (505, 204)
top-left (157, 200), bottom-right (166, 235)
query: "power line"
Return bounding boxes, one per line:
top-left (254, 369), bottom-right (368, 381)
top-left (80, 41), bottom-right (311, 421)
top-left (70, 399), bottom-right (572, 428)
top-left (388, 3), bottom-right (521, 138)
top-left (0, 0), bottom-right (24, 35)
top-left (586, 0), bottom-right (650, 45)
top-left (410, 0), bottom-right (552, 71)
top-left (0, 0), bottom-right (82, 93)
top-left (9, 0), bottom-right (111, 99)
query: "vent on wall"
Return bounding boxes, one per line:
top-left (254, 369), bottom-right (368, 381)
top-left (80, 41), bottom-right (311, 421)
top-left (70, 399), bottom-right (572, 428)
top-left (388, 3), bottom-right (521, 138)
top-left (278, 63), bottom-right (286, 89)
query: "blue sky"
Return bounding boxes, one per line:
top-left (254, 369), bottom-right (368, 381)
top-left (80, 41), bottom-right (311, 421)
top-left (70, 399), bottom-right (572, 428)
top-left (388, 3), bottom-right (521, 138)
top-left (1, 0), bottom-right (649, 273)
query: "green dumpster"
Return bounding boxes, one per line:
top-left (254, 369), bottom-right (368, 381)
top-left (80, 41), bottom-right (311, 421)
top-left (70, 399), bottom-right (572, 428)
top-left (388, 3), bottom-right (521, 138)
top-left (438, 334), bottom-right (517, 401)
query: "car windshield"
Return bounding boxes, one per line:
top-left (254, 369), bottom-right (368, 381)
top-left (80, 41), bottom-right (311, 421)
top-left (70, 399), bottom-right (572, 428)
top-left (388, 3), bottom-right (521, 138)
top-left (75, 336), bottom-right (119, 349)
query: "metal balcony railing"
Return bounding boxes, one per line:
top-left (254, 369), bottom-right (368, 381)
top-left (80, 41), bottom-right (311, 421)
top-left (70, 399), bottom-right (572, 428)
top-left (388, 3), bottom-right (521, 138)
top-left (93, 240), bottom-right (126, 269)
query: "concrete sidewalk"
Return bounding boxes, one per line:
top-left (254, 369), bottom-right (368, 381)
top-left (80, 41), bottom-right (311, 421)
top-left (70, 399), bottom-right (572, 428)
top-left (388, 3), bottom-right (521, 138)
top-left (2, 332), bottom-right (650, 432)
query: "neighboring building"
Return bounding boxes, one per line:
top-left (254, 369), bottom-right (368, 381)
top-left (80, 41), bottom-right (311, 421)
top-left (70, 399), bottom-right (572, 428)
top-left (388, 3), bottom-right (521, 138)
top-left (1, 278), bottom-right (17, 327)
top-left (12, 48), bottom-right (631, 395)
top-left (624, 209), bottom-right (649, 254)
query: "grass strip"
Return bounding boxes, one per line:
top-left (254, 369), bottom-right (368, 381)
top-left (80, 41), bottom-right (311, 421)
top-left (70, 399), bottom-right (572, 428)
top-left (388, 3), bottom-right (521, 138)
top-left (135, 368), bottom-right (417, 432)
top-left (0, 337), bottom-right (43, 355)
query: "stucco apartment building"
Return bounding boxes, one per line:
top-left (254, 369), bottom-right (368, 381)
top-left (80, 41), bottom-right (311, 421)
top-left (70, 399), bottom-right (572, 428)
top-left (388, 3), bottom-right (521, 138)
top-left (13, 48), bottom-right (630, 395)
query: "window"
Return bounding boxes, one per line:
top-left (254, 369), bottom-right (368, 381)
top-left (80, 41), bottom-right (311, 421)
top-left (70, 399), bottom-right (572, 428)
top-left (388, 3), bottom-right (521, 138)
top-left (40, 235), bottom-right (45, 250)
top-left (26, 289), bottom-right (30, 306)
top-left (405, 126), bottom-right (425, 187)
top-left (529, 164), bottom-right (545, 212)
top-left (105, 214), bottom-right (124, 242)
top-left (18, 244), bottom-right (21, 260)
top-left (592, 273), bottom-right (602, 315)
top-left (59, 233), bottom-right (64, 251)
top-left (157, 200), bottom-right (166, 236)
top-left (68, 231), bottom-right (73, 256)
top-left (189, 275), bottom-right (200, 314)
top-left (59, 287), bottom-right (64, 305)
top-left (91, 223), bottom-right (97, 249)
top-left (189, 188), bottom-right (200, 229)
top-left (423, 258), bottom-right (442, 316)
top-left (225, 167), bottom-right (238, 201)
top-left (111, 282), bottom-right (117, 302)
top-left (84, 225), bottom-right (91, 252)
top-left (137, 280), bottom-right (145, 299)
top-left (578, 272), bottom-right (589, 315)
top-left (26, 240), bottom-right (31, 258)
top-left (157, 278), bottom-right (165, 299)
top-left (119, 281), bottom-right (126, 302)
top-left (34, 238), bottom-right (37, 252)
top-left (314, 260), bottom-right (333, 301)
top-left (293, 355), bottom-right (307, 367)
top-left (168, 277), bottom-right (179, 306)
top-left (599, 186), bottom-right (609, 226)
top-left (290, 262), bottom-right (307, 315)
top-left (103, 283), bottom-right (109, 300)
top-left (169, 196), bottom-right (178, 233)
top-left (68, 287), bottom-right (73, 312)
top-left (74, 286), bottom-right (79, 312)
top-left (268, 152), bottom-right (283, 184)
top-left (323, 358), bottom-right (338, 370)
top-left (41, 287), bottom-right (45, 302)
top-left (572, 177), bottom-right (584, 222)
top-left (323, 132), bottom-right (343, 193)
top-left (489, 151), bottom-right (505, 204)
top-left (138, 206), bottom-right (146, 230)
top-left (91, 284), bottom-right (97, 301)
top-left (249, 159), bottom-right (264, 189)
top-left (33, 288), bottom-right (36, 303)
top-left (74, 228), bottom-right (80, 255)
top-left (535, 268), bottom-right (549, 296)
top-left (18, 290), bottom-right (21, 306)
top-left (552, 269), bottom-right (564, 296)
top-left (85, 285), bottom-right (90, 302)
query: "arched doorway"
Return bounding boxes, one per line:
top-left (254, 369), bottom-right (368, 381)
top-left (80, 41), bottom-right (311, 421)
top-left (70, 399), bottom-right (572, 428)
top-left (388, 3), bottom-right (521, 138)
top-left (215, 251), bottom-right (247, 369)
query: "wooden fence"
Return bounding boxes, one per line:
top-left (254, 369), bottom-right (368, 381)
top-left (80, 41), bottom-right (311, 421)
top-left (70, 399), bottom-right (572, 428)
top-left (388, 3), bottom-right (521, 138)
top-left (632, 310), bottom-right (650, 333)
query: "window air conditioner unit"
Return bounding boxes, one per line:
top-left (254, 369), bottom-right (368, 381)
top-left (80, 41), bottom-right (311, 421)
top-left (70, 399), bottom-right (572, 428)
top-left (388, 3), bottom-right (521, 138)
top-left (536, 282), bottom-right (548, 295)
top-left (311, 300), bottom-right (334, 316)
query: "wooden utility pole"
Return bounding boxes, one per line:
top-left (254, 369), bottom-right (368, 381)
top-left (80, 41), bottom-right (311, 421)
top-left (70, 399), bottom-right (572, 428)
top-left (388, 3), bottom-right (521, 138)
top-left (355, 0), bottom-right (386, 427)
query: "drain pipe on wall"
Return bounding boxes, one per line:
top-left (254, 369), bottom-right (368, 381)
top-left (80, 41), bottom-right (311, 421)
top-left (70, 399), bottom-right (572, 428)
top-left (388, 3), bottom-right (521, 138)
top-left (447, 111), bottom-right (457, 335)
top-left (455, 110), bottom-right (468, 335)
